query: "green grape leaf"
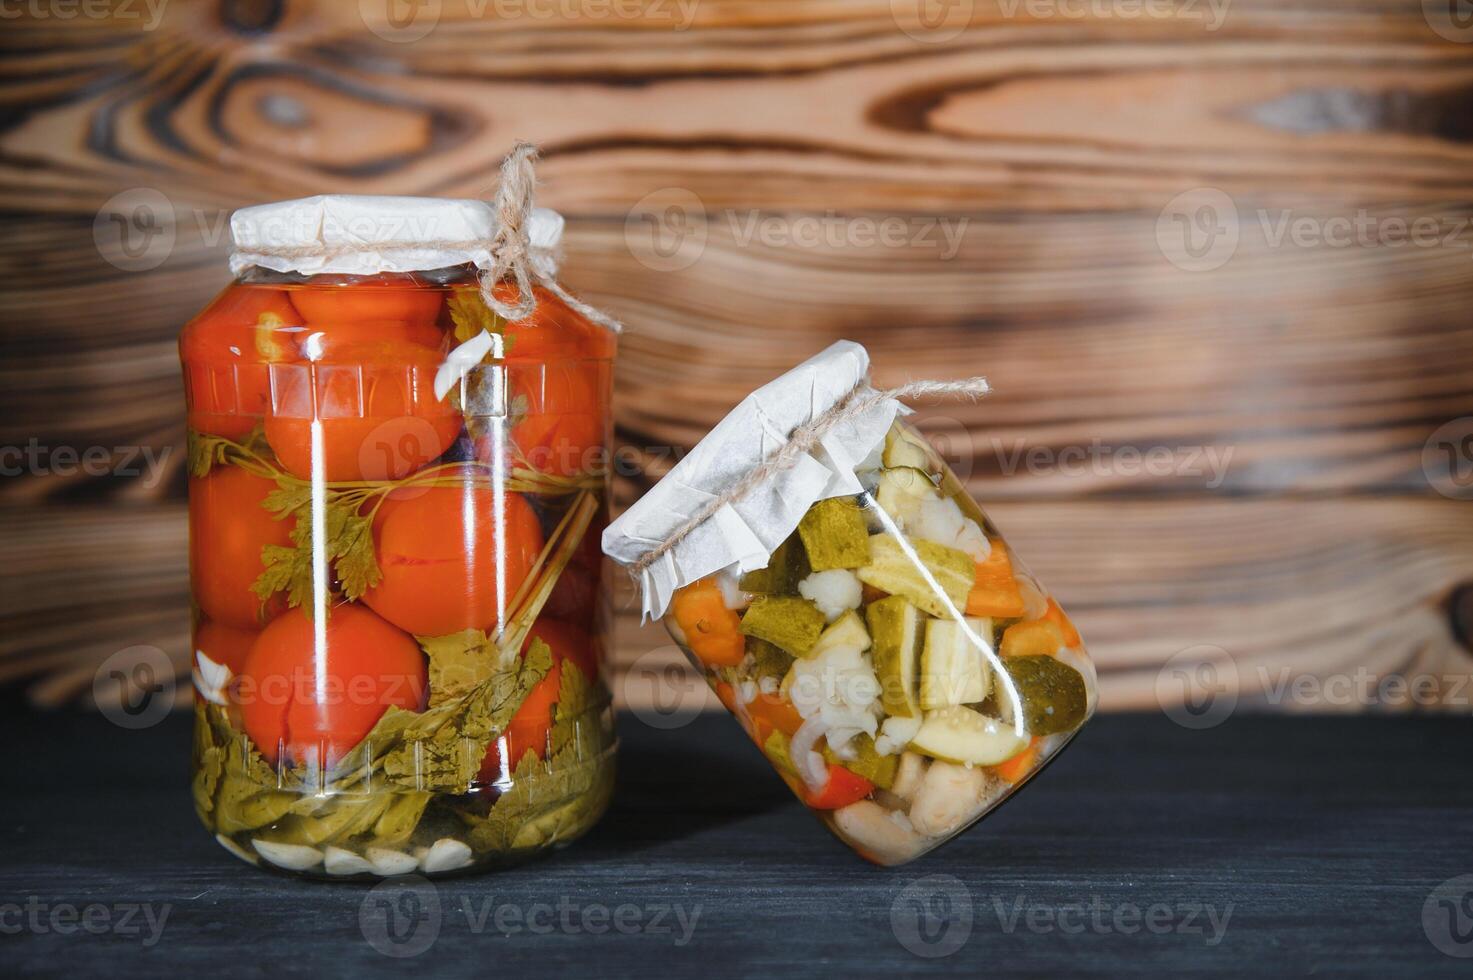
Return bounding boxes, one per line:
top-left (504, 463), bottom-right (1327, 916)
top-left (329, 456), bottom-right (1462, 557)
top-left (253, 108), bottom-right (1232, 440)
top-left (417, 629), bottom-right (497, 708)
top-left (447, 286), bottom-right (511, 345)
top-left (462, 661), bottom-right (610, 853)
top-left (375, 639), bottom-right (554, 792)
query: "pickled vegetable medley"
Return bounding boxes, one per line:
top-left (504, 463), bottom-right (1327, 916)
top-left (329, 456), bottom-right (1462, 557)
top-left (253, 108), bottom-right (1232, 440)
top-left (665, 423), bottom-right (1094, 865)
top-left (184, 273), bottom-right (617, 878)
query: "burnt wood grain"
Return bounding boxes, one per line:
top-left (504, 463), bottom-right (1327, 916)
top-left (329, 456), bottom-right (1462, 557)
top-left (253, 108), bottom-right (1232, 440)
top-left (1, 2), bottom-right (1471, 709)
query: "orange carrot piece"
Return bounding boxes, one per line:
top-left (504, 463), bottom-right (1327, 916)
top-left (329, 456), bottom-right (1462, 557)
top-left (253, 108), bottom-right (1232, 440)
top-left (1043, 597), bottom-right (1082, 647)
top-left (993, 737), bottom-right (1041, 783)
top-left (966, 541), bottom-right (1025, 618)
top-left (1000, 619), bottom-right (1066, 658)
top-left (670, 578), bottom-right (746, 667)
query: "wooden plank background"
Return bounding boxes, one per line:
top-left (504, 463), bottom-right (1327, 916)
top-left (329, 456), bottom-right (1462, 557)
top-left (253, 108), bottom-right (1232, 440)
top-left (2, 0), bottom-right (1471, 713)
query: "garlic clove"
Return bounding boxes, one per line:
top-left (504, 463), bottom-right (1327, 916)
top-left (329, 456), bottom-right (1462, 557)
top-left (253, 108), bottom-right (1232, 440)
top-left (323, 846), bottom-right (374, 876)
top-left (365, 847), bottom-right (419, 877)
top-left (420, 838), bottom-right (473, 874)
top-left (251, 839), bottom-right (322, 871)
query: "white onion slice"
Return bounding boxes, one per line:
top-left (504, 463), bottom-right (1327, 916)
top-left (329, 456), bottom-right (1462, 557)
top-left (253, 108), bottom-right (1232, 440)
top-left (791, 715), bottom-right (831, 792)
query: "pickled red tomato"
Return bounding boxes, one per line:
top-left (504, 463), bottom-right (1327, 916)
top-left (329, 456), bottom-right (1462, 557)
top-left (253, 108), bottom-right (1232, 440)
top-left (362, 472), bottom-right (544, 636)
top-left (239, 604), bottom-right (427, 767)
top-left (189, 466), bottom-right (292, 630)
top-left (474, 286), bottom-right (612, 477)
top-left (180, 287), bottom-right (301, 440)
top-left (502, 363), bottom-right (607, 477)
top-left (290, 279), bottom-right (446, 327)
top-left (479, 620), bottom-right (597, 780)
top-left (542, 512), bottom-right (605, 624)
top-left (262, 339), bottom-right (462, 483)
top-left (193, 620), bottom-right (259, 675)
top-left (488, 283), bottom-right (616, 363)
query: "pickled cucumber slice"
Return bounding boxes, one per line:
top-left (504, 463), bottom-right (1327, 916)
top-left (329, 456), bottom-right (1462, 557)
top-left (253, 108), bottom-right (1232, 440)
top-left (856, 534), bottom-right (974, 617)
top-left (798, 497), bottom-right (871, 571)
top-left (866, 595), bottom-right (923, 718)
top-left (910, 705), bottom-right (1028, 766)
top-left (1003, 655), bottom-right (1088, 735)
top-left (747, 637), bottom-right (795, 681)
top-left (739, 534), bottom-right (810, 596)
top-left (740, 596), bottom-right (826, 657)
top-left (919, 617), bottom-right (992, 709)
top-left (809, 609), bottom-right (871, 658)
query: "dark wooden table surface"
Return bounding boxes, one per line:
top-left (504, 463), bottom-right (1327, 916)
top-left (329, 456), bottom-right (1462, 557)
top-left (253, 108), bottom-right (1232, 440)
top-left (3, 705), bottom-right (1471, 977)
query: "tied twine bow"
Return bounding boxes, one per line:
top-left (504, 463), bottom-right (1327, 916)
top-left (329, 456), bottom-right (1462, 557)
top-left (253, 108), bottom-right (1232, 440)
top-left (237, 141), bottom-right (620, 333)
top-left (481, 143), bottom-right (620, 331)
top-left (628, 375), bottom-right (991, 577)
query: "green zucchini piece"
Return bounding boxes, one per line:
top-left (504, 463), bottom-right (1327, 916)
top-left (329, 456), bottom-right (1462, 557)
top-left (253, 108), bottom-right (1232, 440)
top-left (883, 426), bottom-right (934, 470)
top-left (856, 534), bottom-right (974, 617)
top-left (866, 595), bottom-right (924, 717)
top-left (809, 609), bottom-right (871, 659)
top-left (798, 497), bottom-right (871, 570)
top-left (1003, 655), bottom-right (1088, 735)
top-left (874, 466), bottom-right (939, 526)
top-left (919, 616), bottom-right (992, 709)
top-left (740, 596), bottom-right (826, 657)
top-left (910, 705), bottom-right (1027, 766)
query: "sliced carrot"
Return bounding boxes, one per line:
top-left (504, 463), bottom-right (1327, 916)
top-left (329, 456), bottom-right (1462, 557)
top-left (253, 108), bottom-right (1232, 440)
top-left (670, 578), bottom-right (746, 667)
top-left (965, 541), bottom-right (1025, 618)
top-left (1000, 619), bottom-right (1066, 658)
top-left (746, 691), bottom-right (805, 740)
top-left (1043, 597), bottom-right (1082, 647)
top-left (993, 737), bottom-right (1041, 783)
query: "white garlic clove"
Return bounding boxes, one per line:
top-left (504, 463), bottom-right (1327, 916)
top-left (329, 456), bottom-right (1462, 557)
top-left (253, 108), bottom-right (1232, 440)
top-left (365, 847), bottom-right (419, 877)
top-left (420, 838), bottom-right (473, 874)
top-left (323, 846), bottom-right (374, 876)
top-left (216, 834), bottom-right (258, 865)
top-left (251, 839), bottom-right (322, 871)
top-left (832, 800), bottom-right (927, 866)
top-left (908, 759), bottom-right (988, 837)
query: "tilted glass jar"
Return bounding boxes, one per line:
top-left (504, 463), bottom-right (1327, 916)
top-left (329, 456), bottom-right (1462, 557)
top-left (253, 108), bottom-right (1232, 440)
top-left (182, 199), bottom-right (617, 879)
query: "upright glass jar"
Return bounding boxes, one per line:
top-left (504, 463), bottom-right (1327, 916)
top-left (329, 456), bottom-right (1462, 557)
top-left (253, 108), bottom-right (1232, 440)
top-left (182, 196), bottom-right (617, 879)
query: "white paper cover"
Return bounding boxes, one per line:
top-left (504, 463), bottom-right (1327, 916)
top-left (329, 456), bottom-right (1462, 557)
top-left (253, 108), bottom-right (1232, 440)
top-left (603, 340), bottom-right (904, 620)
top-left (229, 195), bottom-right (563, 278)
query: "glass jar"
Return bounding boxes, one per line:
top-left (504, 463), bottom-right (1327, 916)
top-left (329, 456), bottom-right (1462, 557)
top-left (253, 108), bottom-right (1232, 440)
top-left (660, 419), bottom-right (1096, 866)
top-left (182, 262), bottom-right (617, 879)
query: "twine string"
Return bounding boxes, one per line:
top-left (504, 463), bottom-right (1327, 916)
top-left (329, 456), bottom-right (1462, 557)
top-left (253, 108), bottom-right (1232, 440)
top-left (235, 141), bottom-right (621, 333)
top-left (628, 375), bottom-right (990, 577)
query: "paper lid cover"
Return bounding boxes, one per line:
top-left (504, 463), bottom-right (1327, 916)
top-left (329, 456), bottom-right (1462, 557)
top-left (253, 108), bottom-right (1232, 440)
top-left (602, 340), bottom-right (902, 620)
top-left (229, 194), bottom-right (563, 277)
